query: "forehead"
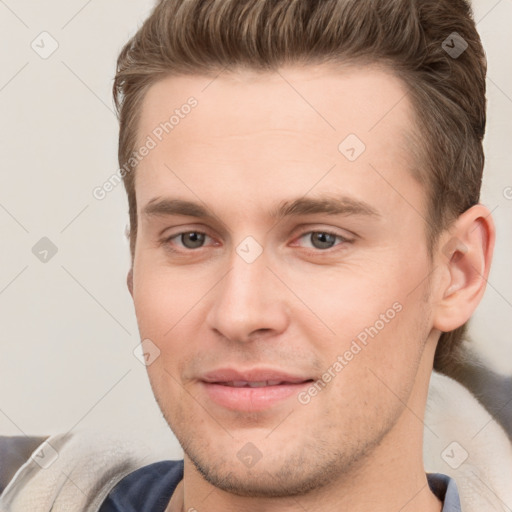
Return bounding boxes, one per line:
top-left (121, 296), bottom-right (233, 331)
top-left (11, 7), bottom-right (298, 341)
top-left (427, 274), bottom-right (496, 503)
top-left (134, 63), bottom-right (422, 221)
top-left (138, 62), bottom-right (414, 148)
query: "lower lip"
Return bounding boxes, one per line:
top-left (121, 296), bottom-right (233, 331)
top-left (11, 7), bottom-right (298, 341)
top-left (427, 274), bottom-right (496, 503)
top-left (201, 381), bottom-right (312, 412)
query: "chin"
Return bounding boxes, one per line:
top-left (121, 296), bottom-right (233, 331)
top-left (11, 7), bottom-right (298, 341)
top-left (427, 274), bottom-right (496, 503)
top-left (188, 451), bottom-right (338, 498)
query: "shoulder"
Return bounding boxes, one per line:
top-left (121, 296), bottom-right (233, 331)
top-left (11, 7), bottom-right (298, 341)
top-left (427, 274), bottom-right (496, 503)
top-left (426, 472), bottom-right (462, 512)
top-left (99, 460), bottom-right (184, 512)
top-left (425, 371), bottom-right (512, 511)
top-left (0, 429), bottom-right (169, 512)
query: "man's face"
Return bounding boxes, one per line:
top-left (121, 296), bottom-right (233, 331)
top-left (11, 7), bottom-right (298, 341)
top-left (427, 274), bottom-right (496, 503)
top-left (131, 64), bottom-right (438, 496)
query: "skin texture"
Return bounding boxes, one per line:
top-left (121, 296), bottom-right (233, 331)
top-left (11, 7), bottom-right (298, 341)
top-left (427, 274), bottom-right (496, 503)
top-left (127, 63), bottom-right (494, 512)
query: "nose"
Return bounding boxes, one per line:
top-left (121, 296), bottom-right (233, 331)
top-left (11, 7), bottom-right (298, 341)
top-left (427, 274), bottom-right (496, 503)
top-left (205, 247), bottom-right (289, 344)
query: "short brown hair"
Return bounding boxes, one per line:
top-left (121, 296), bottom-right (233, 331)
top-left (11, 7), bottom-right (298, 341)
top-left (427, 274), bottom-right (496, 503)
top-left (113, 0), bottom-right (487, 374)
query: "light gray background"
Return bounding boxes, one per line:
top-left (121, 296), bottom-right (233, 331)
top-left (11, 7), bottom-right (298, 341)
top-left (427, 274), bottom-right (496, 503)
top-left (0, 0), bottom-right (510, 456)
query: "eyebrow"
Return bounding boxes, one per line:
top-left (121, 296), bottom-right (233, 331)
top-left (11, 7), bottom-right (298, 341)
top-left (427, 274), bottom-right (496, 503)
top-left (142, 195), bottom-right (380, 222)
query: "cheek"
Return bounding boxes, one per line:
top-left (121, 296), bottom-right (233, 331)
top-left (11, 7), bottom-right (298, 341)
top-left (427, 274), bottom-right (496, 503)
top-left (132, 260), bottom-right (200, 338)
top-left (289, 258), bottom-right (431, 379)
top-left (132, 264), bottom-right (209, 391)
top-left (286, 265), bottom-right (402, 338)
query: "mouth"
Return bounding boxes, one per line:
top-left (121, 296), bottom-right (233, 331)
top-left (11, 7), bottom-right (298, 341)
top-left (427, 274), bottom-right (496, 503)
top-left (215, 380), bottom-right (311, 388)
top-left (199, 369), bottom-right (315, 412)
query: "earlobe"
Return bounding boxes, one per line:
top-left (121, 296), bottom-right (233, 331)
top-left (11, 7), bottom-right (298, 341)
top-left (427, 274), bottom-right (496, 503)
top-left (433, 204), bottom-right (495, 332)
top-left (127, 268), bottom-right (134, 297)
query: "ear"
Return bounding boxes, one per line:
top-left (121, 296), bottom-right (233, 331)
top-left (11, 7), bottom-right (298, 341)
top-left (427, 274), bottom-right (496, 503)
top-left (432, 204), bottom-right (495, 332)
top-left (127, 267), bottom-right (134, 297)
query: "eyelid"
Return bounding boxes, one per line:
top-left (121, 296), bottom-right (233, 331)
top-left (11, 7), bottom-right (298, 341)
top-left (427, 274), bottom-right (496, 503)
top-left (292, 224), bottom-right (357, 242)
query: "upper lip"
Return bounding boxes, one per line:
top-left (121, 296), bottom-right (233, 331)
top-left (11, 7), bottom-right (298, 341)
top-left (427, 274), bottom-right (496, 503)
top-left (200, 368), bottom-right (313, 384)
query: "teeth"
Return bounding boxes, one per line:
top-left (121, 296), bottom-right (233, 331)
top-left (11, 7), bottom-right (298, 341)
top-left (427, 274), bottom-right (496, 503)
top-left (223, 380), bottom-right (284, 387)
top-left (247, 381), bottom-right (268, 388)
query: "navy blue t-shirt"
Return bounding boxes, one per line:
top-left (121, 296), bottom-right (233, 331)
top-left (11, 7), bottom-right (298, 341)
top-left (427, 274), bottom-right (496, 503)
top-left (99, 460), bottom-right (462, 511)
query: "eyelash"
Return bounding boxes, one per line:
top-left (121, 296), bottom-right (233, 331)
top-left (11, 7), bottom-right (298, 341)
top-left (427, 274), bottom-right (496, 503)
top-left (160, 229), bottom-right (353, 254)
top-left (293, 230), bottom-right (353, 250)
